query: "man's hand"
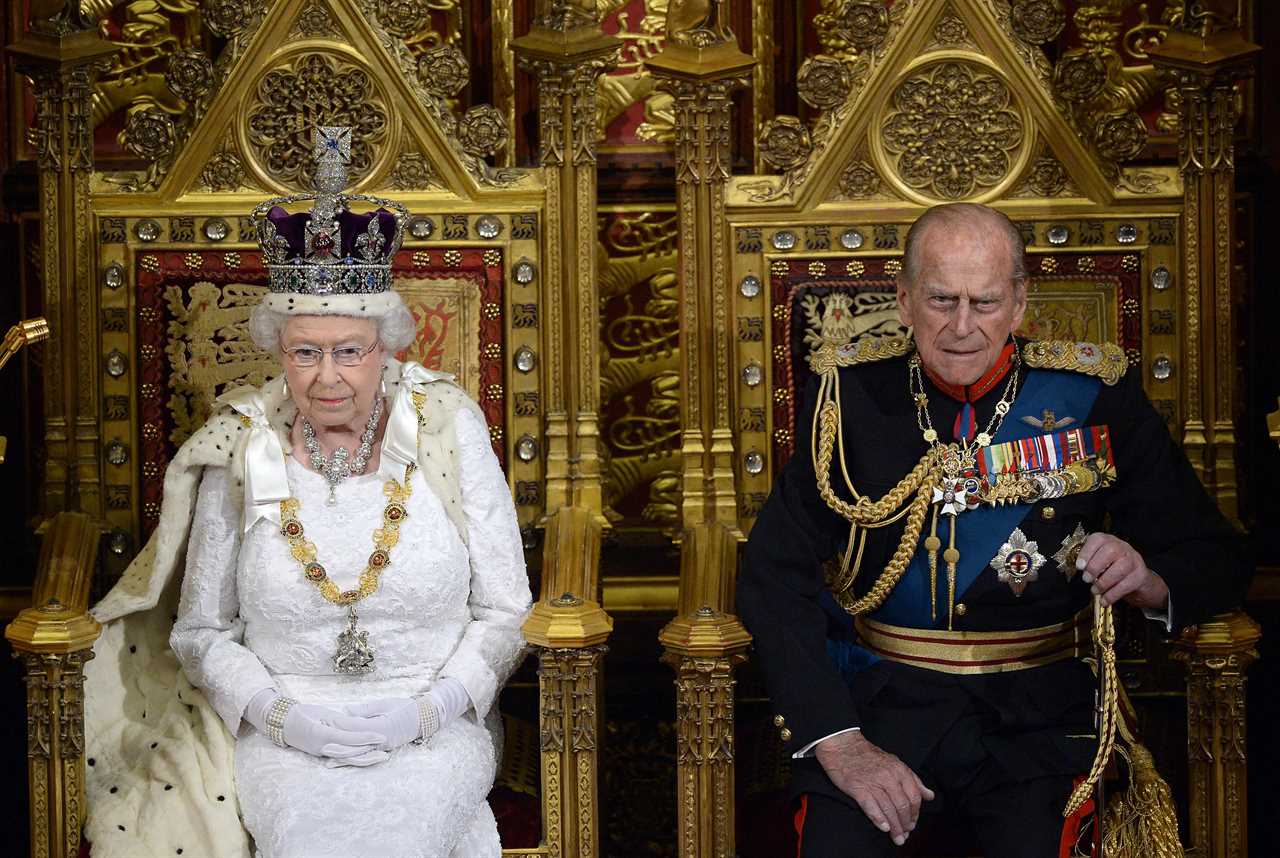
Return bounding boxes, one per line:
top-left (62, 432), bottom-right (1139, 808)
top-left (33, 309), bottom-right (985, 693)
top-left (814, 730), bottom-right (935, 846)
top-left (1076, 533), bottom-right (1169, 610)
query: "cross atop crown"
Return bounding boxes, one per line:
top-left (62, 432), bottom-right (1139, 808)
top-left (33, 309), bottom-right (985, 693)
top-left (313, 126), bottom-right (353, 194)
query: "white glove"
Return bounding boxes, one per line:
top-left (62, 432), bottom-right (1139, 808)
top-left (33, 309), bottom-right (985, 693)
top-left (336, 697), bottom-right (432, 751)
top-left (244, 688), bottom-right (388, 765)
top-left (336, 676), bottom-right (474, 751)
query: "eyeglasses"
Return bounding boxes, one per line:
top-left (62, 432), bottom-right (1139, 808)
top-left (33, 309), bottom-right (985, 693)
top-left (282, 341), bottom-right (379, 368)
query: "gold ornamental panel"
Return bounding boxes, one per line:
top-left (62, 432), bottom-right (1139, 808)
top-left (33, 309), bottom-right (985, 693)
top-left (238, 46), bottom-right (397, 193)
top-left (872, 54), bottom-right (1033, 205)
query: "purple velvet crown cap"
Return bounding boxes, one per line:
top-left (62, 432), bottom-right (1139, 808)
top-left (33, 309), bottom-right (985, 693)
top-left (266, 205), bottom-right (399, 261)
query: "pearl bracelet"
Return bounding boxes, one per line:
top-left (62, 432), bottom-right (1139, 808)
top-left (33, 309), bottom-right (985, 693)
top-left (265, 696), bottom-right (297, 747)
top-left (412, 696), bottom-right (440, 745)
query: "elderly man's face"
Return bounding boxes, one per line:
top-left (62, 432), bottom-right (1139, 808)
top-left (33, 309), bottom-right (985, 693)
top-left (897, 225), bottom-right (1026, 387)
top-left (280, 315), bottom-right (386, 430)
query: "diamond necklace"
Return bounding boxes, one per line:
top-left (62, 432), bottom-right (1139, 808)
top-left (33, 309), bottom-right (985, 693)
top-left (302, 395), bottom-right (385, 505)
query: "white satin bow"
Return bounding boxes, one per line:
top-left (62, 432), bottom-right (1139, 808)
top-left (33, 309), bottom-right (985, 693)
top-left (379, 361), bottom-right (456, 481)
top-left (217, 384), bottom-right (290, 532)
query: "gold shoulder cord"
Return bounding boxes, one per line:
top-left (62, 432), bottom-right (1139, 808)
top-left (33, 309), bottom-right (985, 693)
top-left (808, 338), bottom-right (941, 616)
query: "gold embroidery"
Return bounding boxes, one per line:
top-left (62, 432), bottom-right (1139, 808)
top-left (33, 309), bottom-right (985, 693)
top-left (1022, 340), bottom-right (1127, 385)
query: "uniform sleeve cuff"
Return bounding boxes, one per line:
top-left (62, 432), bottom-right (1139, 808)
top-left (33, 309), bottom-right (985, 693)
top-left (1142, 591), bottom-right (1173, 633)
top-left (792, 726), bottom-right (862, 759)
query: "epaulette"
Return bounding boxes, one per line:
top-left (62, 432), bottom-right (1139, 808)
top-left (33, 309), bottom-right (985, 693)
top-left (1022, 340), bottom-right (1127, 386)
top-left (808, 335), bottom-right (913, 374)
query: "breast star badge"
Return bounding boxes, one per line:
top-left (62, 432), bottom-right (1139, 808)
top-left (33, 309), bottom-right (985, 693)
top-left (1052, 523), bottom-right (1090, 581)
top-left (990, 528), bottom-right (1046, 596)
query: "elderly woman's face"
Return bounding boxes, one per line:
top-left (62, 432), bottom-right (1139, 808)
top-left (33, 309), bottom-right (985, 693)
top-left (280, 315), bottom-right (386, 429)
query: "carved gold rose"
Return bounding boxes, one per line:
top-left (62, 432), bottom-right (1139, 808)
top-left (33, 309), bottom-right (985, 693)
top-left (1027, 155), bottom-right (1068, 196)
top-left (1093, 110), bottom-right (1147, 162)
top-left (759, 116), bottom-right (812, 171)
top-left (841, 1), bottom-right (890, 50)
top-left (246, 53), bottom-right (389, 188)
top-left (121, 105), bottom-right (176, 161)
top-left (1053, 51), bottom-right (1107, 103)
top-left (1009, 0), bottom-right (1066, 45)
top-left (457, 105), bottom-right (509, 157)
top-left (815, 0), bottom-right (889, 60)
top-left (881, 62), bottom-right (1024, 200)
top-left (417, 44), bottom-right (470, 98)
top-left (295, 1), bottom-right (335, 37)
top-left (376, 0), bottom-right (430, 38)
top-left (839, 160), bottom-right (880, 198)
top-left (201, 151), bottom-right (245, 191)
top-left (389, 152), bottom-right (437, 190)
top-left (165, 49), bottom-right (213, 103)
top-left (204, 0), bottom-right (256, 38)
top-left (797, 55), bottom-right (852, 111)
top-left (933, 14), bottom-right (969, 45)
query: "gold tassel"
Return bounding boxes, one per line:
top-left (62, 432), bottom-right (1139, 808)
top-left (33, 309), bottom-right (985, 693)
top-left (943, 517), bottom-right (959, 630)
top-left (925, 506), bottom-right (940, 621)
top-left (1101, 742), bottom-right (1183, 858)
top-left (1065, 600), bottom-right (1185, 857)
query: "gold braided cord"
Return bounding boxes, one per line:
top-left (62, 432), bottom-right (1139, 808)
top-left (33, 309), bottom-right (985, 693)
top-left (810, 362), bottom-right (942, 615)
top-left (1064, 596), bottom-right (1118, 818)
top-left (831, 479), bottom-right (934, 615)
top-left (814, 400), bottom-right (935, 525)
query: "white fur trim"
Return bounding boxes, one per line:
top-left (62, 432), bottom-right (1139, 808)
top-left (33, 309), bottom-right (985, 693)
top-left (260, 290), bottom-right (403, 318)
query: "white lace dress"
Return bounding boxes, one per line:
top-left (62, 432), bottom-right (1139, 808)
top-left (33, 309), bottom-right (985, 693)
top-left (170, 409), bottom-right (531, 858)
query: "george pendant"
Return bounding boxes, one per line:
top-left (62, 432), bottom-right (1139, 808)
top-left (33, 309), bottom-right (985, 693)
top-left (333, 606), bottom-right (376, 674)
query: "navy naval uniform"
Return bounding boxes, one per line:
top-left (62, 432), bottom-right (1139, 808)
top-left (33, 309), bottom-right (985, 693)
top-left (737, 339), bottom-right (1249, 857)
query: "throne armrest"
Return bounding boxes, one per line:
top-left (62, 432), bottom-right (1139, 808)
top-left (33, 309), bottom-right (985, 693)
top-left (1172, 609), bottom-right (1260, 858)
top-left (8, 510), bottom-right (101, 653)
top-left (5, 511), bottom-right (101, 858)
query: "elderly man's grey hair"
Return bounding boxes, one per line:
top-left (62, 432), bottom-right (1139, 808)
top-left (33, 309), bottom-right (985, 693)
top-left (899, 203), bottom-right (1028, 288)
top-left (247, 293), bottom-right (417, 354)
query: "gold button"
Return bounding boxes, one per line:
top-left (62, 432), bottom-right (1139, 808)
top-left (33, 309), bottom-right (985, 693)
top-left (1041, 506), bottom-right (1056, 520)
top-left (955, 603), bottom-right (967, 616)
top-left (780, 728), bottom-right (793, 742)
top-left (773, 714), bottom-right (786, 728)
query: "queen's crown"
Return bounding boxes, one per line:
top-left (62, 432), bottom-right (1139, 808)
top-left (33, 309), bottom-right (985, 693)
top-left (251, 126), bottom-right (408, 297)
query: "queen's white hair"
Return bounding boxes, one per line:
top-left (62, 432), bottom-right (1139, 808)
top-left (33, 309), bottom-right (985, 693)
top-left (248, 290), bottom-right (416, 353)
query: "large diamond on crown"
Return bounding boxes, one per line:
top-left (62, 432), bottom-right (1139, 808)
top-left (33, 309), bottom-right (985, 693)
top-left (251, 126), bottom-right (408, 297)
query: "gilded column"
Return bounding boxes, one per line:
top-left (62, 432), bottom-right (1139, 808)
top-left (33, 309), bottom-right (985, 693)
top-left (647, 5), bottom-right (754, 855)
top-left (1148, 8), bottom-right (1258, 519)
top-left (9, 3), bottom-right (117, 519)
top-left (513, 3), bottom-right (619, 522)
top-left (1171, 612), bottom-right (1261, 858)
top-left (659, 523), bottom-right (751, 858)
top-left (521, 507), bottom-right (613, 858)
top-left (5, 512), bottom-right (102, 858)
top-left (647, 1), bottom-right (754, 535)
